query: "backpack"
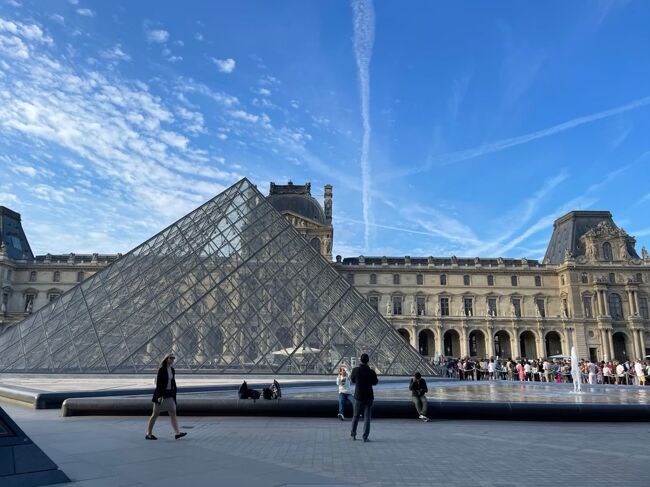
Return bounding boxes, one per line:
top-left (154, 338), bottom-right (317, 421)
top-left (238, 381), bottom-right (249, 399)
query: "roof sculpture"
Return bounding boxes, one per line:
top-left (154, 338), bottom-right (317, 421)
top-left (0, 178), bottom-right (431, 375)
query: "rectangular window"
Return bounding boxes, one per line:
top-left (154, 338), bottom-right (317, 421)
top-left (609, 273), bottom-right (615, 284)
top-left (535, 298), bottom-right (546, 318)
top-left (368, 296), bottom-right (379, 311)
top-left (48, 293), bottom-right (60, 302)
top-left (639, 297), bottom-right (649, 319)
top-left (511, 275), bottom-right (518, 287)
top-left (583, 296), bottom-right (593, 318)
top-left (416, 274), bottom-right (423, 285)
top-left (6, 269), bottom-right (12, 280)
top-left (392, 296), bottom-right (402, 315)
top-left (534, 275), bottom-right (542, 287)
top-left (29, 271), bottom-right (37, 282)
top-left (463, 297), bottom-right (473, 316)
top-left (487, 298), bottom-right (497, 317)
top-left (440, 297), bottom-right (449, 316)
top-left (393, 274), bottom-right (400, 285)
top-left (487, 275), bottom-right (494, 286)
top-left (416, 296), bottom-right (426, 316)
top-left (346, 273), bottom-right (354, 285)
top-left (463, 275), bottom-right (470, 286)
top-left (440, 274), bottom-right (447, 286)
top-left (512, 298), bottom-right (521, 318)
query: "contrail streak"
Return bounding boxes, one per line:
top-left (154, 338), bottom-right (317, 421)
top-left (391, 95), bottom-right (650, 178)
top-left (351, 0), bottom-right (375, 251)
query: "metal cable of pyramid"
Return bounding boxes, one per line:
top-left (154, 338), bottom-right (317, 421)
top-left (0, 178), bottom-right (434, 375)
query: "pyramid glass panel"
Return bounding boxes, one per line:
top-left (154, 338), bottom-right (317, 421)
top-left (0, 178), bottom-right (433, 375)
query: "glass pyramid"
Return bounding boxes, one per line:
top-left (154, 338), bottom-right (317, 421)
top-left (0, 179), bottom-right (433, 375)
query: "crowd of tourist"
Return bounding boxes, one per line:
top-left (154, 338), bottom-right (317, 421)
top-left (437, 356), bottom-right (649, 386)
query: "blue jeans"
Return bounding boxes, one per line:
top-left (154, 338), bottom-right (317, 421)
top-left (338, 393), bottom-right (352, 416)
top-left (351, 399), bottom-right (373, 439)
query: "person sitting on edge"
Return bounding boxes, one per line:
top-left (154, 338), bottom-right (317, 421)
top-left (336, 366), bottom-right (352, 420)
top-left (350, 353), bottom-right (378, 442)
top-left (409, 372), bottom-right (430, 422)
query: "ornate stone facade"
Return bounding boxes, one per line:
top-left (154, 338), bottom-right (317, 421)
top-left (333, 211), bottom-right (649, 362)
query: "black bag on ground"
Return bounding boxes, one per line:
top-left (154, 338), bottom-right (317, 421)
top-left (248, 388), bottom-right (261, 400)
top-left (262, 387), bottom-right (273, 400)
top-left (238, 381), bottom-right (249, 399)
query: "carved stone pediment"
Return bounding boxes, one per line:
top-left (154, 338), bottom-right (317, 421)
top-left (579, 220), bottom-right (637, 263)
top-left (282, 211), bottom-right (324, 229)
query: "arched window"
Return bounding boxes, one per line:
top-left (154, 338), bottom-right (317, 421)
top-left (29, 271), bottom-right (37, 282)
top-left (608, 293), bottom-right (623, 320)
top-left (463, 275), bottom-right (470, 286)
top-left (53, 271), bottom-right (60, 282)
top-left (369, 273), bottom-right (377, 285)
top-left (77, 271), bottom-right (85, 282)
top-left (534, 275), bottom-right (542, 287)
top-left (602, 242), bottom-right (613, 262)
top-left (393, 274), bottom-right (400, 285)
top-left (487, 275), bottom-right (494, 286)
top-left (511, 275), bottom-right (518, 287)
top-left (440, 274), bottom-right (447, 286)
top-left (581, 272), bottom-right (588, 284)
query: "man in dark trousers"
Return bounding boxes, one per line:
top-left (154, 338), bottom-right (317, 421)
top-left (350, 353), bottom-right (378, 442)
top-left (409, 371), bottom-right (430, 421)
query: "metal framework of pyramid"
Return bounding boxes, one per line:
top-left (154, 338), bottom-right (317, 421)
top-left (0, 178), bottom-right (433, 375)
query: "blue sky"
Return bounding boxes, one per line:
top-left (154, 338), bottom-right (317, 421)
top-left (1, 0), bottom-right (649, 260)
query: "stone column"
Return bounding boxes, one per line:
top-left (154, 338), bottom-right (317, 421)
top-left (629, 327), bottom-right (639, 360)
top-left (536, 330), bottom-right (544, 360)
top-left (602, 291), bottom-right (610, 316)
top-left (487, 325), bottom-right (494, 358)
top-left (626, 290), bottom-right (635, 317)
top-left (600, 328), bottom-right (609, 361)
top-left (636, 329), bottom-right (645, 359)
top-left (605, 328), bottom-right (614, 360)
top-left (633, 290), bottom-right (640, 316)
top-left (461, 324), bottom-right (469, 358)
top-left (512, 325), bottom-right (520, 359)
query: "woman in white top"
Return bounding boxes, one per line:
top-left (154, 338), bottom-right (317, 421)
top-left (336, 366), bottom-right (352, 420)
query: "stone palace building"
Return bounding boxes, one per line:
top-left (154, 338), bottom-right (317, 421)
top-left (1, 182), bottom-right (649, 363)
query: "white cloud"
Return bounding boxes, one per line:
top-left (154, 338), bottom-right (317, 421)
top-left (212, 57), bottom-right (235, 73)
top-left (146, 29), bottom-right (169, 44)
top-left (68, 0), bottom-right (79, 4)
top-left (13, 165), bottom-right (37, 177)
top-left (50, 14), bottom-right (65, 24)
top-left (194, 32), bottom-right (203, 41)
top-left (216, 132), bottom-right (227, 140)
top-left (100, 44), bottom-right (130, 62)
top-left (76, 8), bottom-right (95, 18)
top-left (0, 192), bottom-right (18, 204)
top-left (257, 87), bottom-right (271, 96)
top-left (229, 109), bottom-right (259, 123)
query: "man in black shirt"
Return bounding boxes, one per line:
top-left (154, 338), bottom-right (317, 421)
top-left (409, 372), bottom-right (430, 421)
top-left (350, 353), bottom-right (379, 442)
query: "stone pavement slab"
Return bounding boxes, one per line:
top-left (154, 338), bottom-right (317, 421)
top-left (1, 401), bottom-right (648, 487)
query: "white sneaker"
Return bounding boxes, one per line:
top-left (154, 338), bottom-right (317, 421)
top-left (418, 414), bottom-right (426, 420)
top-left (337, 413), bottom-right (344, 421)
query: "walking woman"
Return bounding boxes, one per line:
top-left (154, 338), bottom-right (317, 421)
top-left (146, 354), bottom-right (187, 440)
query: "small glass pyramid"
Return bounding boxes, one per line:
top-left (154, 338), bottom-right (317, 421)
top-left (0, 179), bottom-right (433, 375)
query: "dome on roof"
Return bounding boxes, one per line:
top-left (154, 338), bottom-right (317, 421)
top-left (267, 193), bottom-right (327, 225)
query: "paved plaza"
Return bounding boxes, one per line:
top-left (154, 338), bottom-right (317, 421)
top-left (2, 400), bottom-right (649, 487)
